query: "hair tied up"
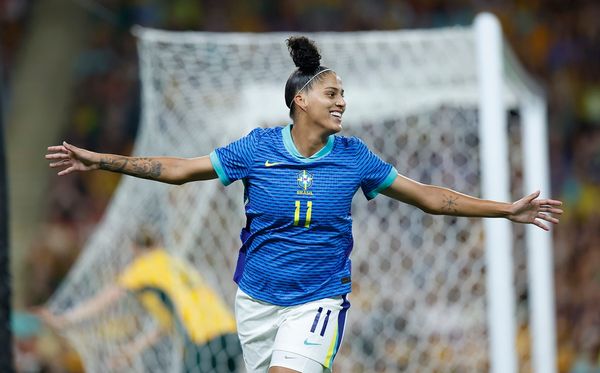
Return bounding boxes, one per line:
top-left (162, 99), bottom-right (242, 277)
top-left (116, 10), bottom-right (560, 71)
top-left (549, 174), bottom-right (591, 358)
top-left (286, 36), bottom-right (321, 74)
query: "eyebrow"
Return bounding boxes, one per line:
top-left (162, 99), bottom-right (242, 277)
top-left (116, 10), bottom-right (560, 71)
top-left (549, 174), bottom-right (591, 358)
top-left (324, 87), bottom-right (345, 94)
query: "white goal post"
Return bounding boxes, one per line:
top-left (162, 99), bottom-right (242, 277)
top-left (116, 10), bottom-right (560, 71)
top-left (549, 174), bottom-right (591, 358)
top-left (475, 13), bottom-right (555, 373)
top-left (46, 12), bottom-right (556, 373)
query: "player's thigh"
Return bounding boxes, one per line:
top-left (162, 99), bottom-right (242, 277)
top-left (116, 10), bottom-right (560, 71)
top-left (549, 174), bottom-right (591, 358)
top-left (268, 367), bottom-right (300, 373)
top-left (270, 295), bottom-right (350, 371)
top-left (235, 288), bottom-right (280, 372)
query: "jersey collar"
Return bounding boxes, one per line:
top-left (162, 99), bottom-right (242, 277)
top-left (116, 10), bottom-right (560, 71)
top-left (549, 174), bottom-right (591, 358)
top-left (282, 124), bottom-right (335, 163)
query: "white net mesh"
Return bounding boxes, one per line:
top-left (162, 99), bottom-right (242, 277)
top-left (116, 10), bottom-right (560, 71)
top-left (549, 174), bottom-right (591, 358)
top-left (47, 28), bottom-right (536, 372)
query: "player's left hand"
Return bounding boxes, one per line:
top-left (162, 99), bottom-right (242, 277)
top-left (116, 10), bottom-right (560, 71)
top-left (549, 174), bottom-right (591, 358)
top-left (508, 190), bottom-right (563, 231)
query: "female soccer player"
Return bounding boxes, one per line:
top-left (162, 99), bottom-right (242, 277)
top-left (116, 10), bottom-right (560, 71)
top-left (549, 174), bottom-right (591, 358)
top-left (38, 231), bottom-right (242, 372)
top-left (46, 36), bottom-right (562, 373)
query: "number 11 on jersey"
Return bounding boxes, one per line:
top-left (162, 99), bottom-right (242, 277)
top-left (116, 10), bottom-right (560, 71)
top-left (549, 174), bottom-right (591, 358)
top-left (294, 200), bottom-right (313, 228)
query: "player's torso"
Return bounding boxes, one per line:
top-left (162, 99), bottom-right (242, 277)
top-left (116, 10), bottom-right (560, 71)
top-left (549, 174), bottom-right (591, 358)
top-left (233, 127), bottom-right (363, 305)
top-left (122, 252), bottom-right (236, 342)
top-left (243, 132), bottom-right (359, 230)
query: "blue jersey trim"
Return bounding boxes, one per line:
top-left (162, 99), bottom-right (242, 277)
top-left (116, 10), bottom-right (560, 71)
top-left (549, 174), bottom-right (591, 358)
top-left (209, 151), bottom-right (232, 186)
top-left (366, 167), bottom-right (398, 199)
top-left (282, 124), bottom-right (335, 162)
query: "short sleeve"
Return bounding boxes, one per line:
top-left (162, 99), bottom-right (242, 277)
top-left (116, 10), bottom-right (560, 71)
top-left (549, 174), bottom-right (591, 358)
top-left (118, 256), bottom-right (152, 290)
top-left (210, 128), bottom-right (263, 186)
top-left (118, 251), bottom-right (168, 290)
top-left (355, 138), bottom-right (398, 200)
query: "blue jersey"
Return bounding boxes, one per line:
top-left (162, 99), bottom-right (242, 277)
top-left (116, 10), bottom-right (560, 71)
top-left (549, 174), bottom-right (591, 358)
top-left (210, 124), bottom-right (397, 306)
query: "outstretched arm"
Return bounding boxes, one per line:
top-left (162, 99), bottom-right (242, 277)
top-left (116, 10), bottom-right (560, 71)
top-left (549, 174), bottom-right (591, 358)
top-left (37, 285), bottom-right (126, 329)
top-left (46, 142), bottom-right (217, 185)
top-left (381, 173), bottom-right (562, 231)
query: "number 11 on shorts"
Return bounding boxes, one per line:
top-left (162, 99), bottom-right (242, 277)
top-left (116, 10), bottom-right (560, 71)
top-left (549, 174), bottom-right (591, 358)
top-left (294, 200), bottom-right (313, 228)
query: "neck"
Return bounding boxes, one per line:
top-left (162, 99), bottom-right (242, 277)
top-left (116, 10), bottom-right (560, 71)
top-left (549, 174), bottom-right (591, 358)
top-left (290, 120), bottom-right (330, 158)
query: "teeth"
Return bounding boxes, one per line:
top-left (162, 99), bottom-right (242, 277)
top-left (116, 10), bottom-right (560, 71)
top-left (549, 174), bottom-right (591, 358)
top-left (331, 112), bottom-right (342, 118)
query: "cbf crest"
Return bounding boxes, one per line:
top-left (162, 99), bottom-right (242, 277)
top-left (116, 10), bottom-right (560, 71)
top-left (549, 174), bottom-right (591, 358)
top-left (296, 170), bottom-right (313, 195)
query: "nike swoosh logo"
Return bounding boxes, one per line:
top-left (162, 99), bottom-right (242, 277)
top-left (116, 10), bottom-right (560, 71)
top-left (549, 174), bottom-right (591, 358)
top-left (303, 339), bottom-right (322, 346)
top-left (264, 160), bottom-right (282, 167)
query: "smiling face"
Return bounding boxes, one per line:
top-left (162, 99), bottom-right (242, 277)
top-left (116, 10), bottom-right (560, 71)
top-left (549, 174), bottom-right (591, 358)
top-left (295, 72), bottom-right (346, 134)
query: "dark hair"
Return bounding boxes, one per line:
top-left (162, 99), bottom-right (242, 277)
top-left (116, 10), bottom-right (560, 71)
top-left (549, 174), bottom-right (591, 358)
top-left (133, 227), bottom-right (156, 249)
top-left (284, 36), bottom-right (332, 117)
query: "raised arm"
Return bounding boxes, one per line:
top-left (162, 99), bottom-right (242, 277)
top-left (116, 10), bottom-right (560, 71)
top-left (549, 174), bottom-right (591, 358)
top-left (46, 142), bottom-right (217, 185)
top-left (381, 173), bottom-right (563, 231)
top-left (36, 285), bottom-right (126, 329)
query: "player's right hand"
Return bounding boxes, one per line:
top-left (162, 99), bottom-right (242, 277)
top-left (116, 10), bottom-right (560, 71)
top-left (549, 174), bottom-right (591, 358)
top-left (31, 307), bottom-right (67, 329)
top-left (46, 141), bottom-right (100, 176)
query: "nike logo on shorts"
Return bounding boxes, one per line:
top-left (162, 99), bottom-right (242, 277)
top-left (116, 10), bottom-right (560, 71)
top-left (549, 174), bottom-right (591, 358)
top-left (303, 338), bottom-right (322, 346)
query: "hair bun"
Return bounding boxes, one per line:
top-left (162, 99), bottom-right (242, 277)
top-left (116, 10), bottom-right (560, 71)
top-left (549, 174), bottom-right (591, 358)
top-left (286, 36), bottom-right (321, 74)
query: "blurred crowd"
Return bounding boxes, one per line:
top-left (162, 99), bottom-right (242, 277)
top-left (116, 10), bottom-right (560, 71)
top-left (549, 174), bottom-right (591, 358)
top-left (2, 0), bottom-right (599, 372)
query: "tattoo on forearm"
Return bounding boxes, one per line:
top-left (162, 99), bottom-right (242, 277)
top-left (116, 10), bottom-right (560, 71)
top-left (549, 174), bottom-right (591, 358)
top-left (99, 156), bottom-right (162, 179)
top-left (441, 194), bottom-right (458, 214)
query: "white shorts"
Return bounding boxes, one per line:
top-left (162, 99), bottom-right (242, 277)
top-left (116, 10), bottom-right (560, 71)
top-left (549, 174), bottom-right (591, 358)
top-left (234, 288), bottom-right (350, 373)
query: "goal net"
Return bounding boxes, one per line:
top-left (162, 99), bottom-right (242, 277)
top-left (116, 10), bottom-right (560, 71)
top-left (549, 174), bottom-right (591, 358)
top-left (46, 16), bottom-right (551, 373)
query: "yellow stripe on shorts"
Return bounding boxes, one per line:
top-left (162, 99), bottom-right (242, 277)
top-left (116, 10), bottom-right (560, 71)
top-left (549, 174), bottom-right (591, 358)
top-left (323, 324), bottom-right (339, 368)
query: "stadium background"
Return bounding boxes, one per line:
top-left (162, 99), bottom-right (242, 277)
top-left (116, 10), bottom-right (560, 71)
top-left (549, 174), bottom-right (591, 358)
top-left (1, 0), bottom-right (598, 372)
